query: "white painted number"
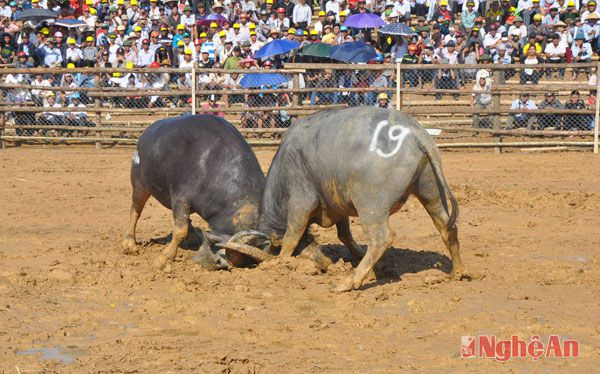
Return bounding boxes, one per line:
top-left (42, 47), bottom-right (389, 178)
top-left (369, 120), bottom-right (410, 158)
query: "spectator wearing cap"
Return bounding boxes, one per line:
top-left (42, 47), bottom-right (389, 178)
top-left (564, 90), bottom-right (588, 130)
top-left (581, 0), bottom-right (599, 22)
top-left (543, 7), bottom-right (561, 29)
top-left (571, 33), bottom-right (593, 78)
top-left (223, 45), bottom-right (242, 69)
top-left (200, 34), bottom-right (216, 61)
top-left (401, 44), bottom-right (419, 87)
top-left (293, 0), bottom-right (312, 29)
top-left (250, 31), bottom-right (264, 52)
top-left (537, 92), bottom-right (563, 130)
top-left (65, 38), bottom-right (83, 67)
top-left (38, 92), bottom-right (64, 131)
top-left (114, 25), bottom-right (127, 45)
top-left (433, 0), bottom-right (452, 24)
top-left (582, 12), bottom-right (600, 44)
top-left (313, 10), bottom-right (326, 34)
top-left (508, 16), bottom-right (527, 42)
top-left (66, 93), bottom-right (93, 128)
top-left (217, 38), bottom-right (234, 63)
top-left (435, 40), bottom-right (459, 100)
top-left (274, 7), bottom-right (290, 30)
top-left (15, 51), bottom-right (33, 69)
top-left (485, 1), bottom-right (502, 24)
top-left (122, 39), bottom-right (137, 65)
top-left (544, 33), bottom-right (566, 78)
top-left (172, 23), bottom-right (186, 48)
top-left (507, 92), bottom-right (537, 129)
top-left (561, 1), bottom-right (580, 23)
top-left (81, 36), bottom-right (97, 67)
top-left (136, 38), bottom-right (155, 66)
top-left (156, 21), bottom-right (171, 38)
top-left (181, 5), bottom-right (196, 37)
top-left (277, 0), bottom-right (295, 19)
top-left (461, 1), bottom-right (478, 31)
top-left (528, 13), bottom-right (544, 36)
top-left (43, 38), bottom-right (63, 67)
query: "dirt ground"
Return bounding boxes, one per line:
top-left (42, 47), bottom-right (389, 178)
top-left (1, 147), bottom-right (599, 372)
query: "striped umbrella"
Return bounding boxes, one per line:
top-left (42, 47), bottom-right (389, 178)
top-left (378, 23), bottom-right (417, 36)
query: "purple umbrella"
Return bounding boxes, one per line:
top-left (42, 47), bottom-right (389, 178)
top-left (197, 13), bottom-right (228, 27)
top-left (343, 13), bottom-right (385, 29)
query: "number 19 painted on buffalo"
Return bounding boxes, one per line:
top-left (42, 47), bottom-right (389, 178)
top-left (369, 120), bottom-right (411, 158)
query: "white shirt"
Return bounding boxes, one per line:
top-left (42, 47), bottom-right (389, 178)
top-left (136, 48), bottom-right (155, 66)
top-left (293, 3), bottom-right (312, 25)
top-left (544, 42), bottom-right (566, 58)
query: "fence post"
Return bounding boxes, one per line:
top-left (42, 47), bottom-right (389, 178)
top-left (94, 98), bottom-right (101, 149)
top-left (292, 72), bottom-right (299, 107)
top-left (396, 62), bottom-right (401, 110)
top-left (595, 62), bottom-right (600, 154)
top-left (191, 64), bottom-right (196, 115)
top-left (492, 71), bottom-right (502, 154)
top-left (0, 112), bottom-right (5, 149)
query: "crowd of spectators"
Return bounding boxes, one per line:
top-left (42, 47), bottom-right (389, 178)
top-left (1, 0), bottom-right (599, 131)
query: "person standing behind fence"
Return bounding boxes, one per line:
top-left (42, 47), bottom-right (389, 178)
top-left (563, 90), bottom-right (587, 130)
top-left (537, 92), bottom-right (563, 130)
top-left (401, 44), bottom-right (419, 87)
top-left (435, 40), bottom-right (459, 100)
top-left (471, 71), bottom-right (493, 128)
top-left (507, 92), bottom-right (537, 130)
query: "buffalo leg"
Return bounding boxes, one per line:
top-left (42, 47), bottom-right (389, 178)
top-left (121, 177), bottom-right (150, 255)
top-left (279, 199), bottom-right (317, 257)
top-left (417, 194), bottom-right (465, 279)
top-left (415, 165), bottom-right (465, 278)
top-left (296, 234), bottom-right (332, 271)
top-left (153, 203), bottom-right (189, 270)
top-left (336, 217), bottom-right (364, 260)
top-left (333, 216), bottom-right (394, 292)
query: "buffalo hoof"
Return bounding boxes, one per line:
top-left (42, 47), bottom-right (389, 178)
top-left (298, 245), bottom-right (332, 272)
top-left (121, 237), bottom-right (139, 255)
top-left (191, 250), bottom-right (231, 271)
top-left (450, 268), bottom-right (472, 281)
top-left (153, 253), bottom-right (170, 270)
top-left (331, 276), bottom-right (355, 293)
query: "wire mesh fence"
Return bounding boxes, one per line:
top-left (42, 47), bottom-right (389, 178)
top-left (0, 63), bottom-right (598, 152)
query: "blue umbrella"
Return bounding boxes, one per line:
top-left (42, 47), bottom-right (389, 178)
top-left (239, 73), bottom-right (289, 88)
top-left (379, 22), bottom-right (417, 36)
top-left (54, 19), bottom-right (88, 28)
top-left (253, 39), bottom-right (300, 59)
top-left (329, 42), bottom-right (377, 63)
top-left (343, 13), bottom-right (385, 28)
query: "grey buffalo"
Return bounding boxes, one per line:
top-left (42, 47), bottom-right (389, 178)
top-left (121, 115), bottom-right (266, 270)
top-left (220, 107), bottom-right (465, 292)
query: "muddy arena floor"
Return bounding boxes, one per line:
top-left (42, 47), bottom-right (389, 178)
top-left (1, 147), bottom-right (599, 372)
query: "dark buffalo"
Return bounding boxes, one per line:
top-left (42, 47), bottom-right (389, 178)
top-left (220, 107), bottom-right (465, 292)
top-left (121, 115), bottom-right (265, 270)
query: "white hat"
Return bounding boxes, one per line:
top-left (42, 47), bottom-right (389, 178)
top-left (54, 31), bottom-right (63, 37)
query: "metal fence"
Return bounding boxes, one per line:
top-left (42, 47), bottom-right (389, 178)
top-left (0, 63), bottom-right (598, 153)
